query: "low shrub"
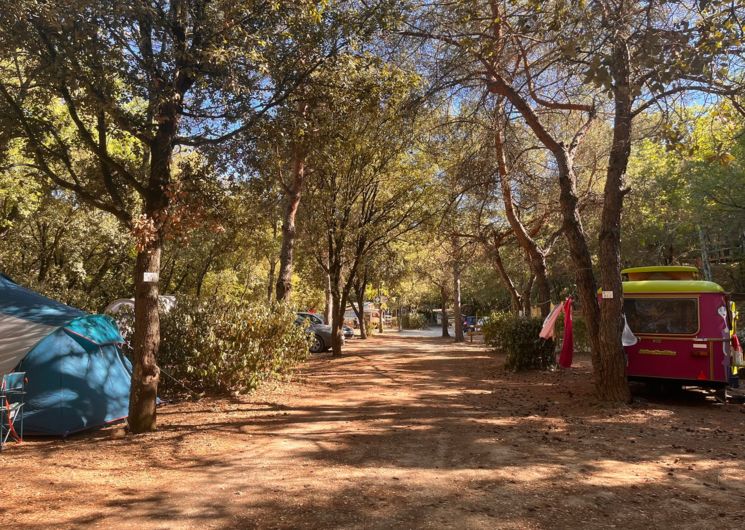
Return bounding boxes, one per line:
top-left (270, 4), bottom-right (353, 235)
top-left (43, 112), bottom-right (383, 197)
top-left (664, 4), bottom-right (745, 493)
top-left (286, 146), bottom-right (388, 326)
top-left (483, 311), bottom-right (555, 371)
top-left (402, 311), bottom-right (428, 330)
top-left (117, 297), bottom-right (310, 396)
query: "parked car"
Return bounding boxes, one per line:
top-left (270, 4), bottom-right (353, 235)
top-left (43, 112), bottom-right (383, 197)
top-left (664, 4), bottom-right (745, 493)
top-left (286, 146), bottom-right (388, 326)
top-left (296, 312), bottom-right (354, 341)
top-left (463, 315), bottom-right (480, 332)
top-left (295, 314), bottom-right (334, 353)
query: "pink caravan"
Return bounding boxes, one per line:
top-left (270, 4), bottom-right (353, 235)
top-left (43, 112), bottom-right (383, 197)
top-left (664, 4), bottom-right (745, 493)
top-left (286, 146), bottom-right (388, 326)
top-left (619, 266), bottom-right (742, 394)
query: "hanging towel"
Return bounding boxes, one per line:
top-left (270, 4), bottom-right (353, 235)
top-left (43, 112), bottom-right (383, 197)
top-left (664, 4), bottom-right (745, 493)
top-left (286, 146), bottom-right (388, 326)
top-left (539, 303), bottom-right (564, 340)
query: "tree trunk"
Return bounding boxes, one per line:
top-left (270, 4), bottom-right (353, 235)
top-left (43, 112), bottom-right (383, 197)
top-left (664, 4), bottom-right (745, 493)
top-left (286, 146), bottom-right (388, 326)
top-left (323, 272), bottom-right (334, 324)
top-left (594, 40), bottom-right (633, 402)
top-left (493, 109), bottom-right (551, 318)
top-left (453, 262), bottom-right (464, 342)
top-left (330, 278), bottom-right (345, 357)
top-left (699, 226), bottom-right (713, 281)
top-left (522, 274), bottom-right (535, 316)
top-left (440, 286), bottom-right (450, 337)
top-left (129, 238), bottom-right (162, 434)
top-left (128, 90), bottom-right (182, 432)
top-left (276, 111), bottom-right (307, 302)
top-left (353, 300), bottom-right (366, 339)
top-left (195, 247), bottom-right (216, 299)
top-left (491, 245), bottom-right (522, 313)
top-left (377, 284), bottom-right (384, 333)
top-left (352, 272), bottom-right (367, 339)
top-left (275, 155), bottom-right (304, 302)
top-left (267, 257), bottom-right (276, 303)
top-left (555, 149), bottom-right (603, 379)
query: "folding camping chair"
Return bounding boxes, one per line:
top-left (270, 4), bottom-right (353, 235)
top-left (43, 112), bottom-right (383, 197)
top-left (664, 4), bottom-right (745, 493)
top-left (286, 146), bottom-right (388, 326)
top-left (1, 372), bottom-right (26, 450)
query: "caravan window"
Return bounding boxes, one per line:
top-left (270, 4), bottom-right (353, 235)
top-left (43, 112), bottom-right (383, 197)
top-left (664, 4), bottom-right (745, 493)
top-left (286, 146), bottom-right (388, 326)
top-left (624, 297), bottom-right (698, 335)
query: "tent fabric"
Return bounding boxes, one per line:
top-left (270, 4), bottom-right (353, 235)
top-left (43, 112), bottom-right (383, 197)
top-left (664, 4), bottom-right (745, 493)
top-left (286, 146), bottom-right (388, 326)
top-left (0, 274), bottom-right (86, 374)
top-left (0, 275), bottom-right (131, 436)
top-left (0, 274), bottom-right (84, 326)
top-left (64, 315), bottom-right (124, 349)
top-left (0, 313), bottom-right (58, 375)
top-left (17, 326), bottom-right (132, 436)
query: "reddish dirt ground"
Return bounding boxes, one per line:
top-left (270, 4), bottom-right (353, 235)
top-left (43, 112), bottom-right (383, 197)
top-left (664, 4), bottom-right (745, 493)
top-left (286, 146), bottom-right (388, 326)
top-left (4, 334), bottom-right (745, 529)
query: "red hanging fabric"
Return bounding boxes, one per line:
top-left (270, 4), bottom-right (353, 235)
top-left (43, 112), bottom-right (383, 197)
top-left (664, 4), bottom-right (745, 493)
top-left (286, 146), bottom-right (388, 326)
top-left (558, 297), bottom-right (574, 368)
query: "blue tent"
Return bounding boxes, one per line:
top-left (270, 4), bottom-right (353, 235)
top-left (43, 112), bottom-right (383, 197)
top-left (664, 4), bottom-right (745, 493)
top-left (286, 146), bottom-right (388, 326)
top-left (0, 274), bottom-right (131, 436)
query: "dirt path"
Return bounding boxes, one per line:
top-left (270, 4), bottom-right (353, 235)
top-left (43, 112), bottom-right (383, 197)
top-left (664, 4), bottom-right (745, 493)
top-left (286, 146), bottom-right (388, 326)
top-left (6, 334), bottom-right (745, 529)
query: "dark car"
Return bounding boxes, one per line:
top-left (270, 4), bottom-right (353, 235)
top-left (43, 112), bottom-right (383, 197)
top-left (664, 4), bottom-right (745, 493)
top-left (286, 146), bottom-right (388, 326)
top-left (296, 312), bottom-right (354, 341)
top-left (463, 316), bottom-right (479, 332)
top-left (295, 314), bottom-right (333, 353)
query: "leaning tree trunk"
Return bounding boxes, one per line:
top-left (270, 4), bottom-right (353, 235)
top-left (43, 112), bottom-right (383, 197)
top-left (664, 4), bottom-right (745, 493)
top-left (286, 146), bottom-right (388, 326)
top-left (453, 263), bottom-right (464, 343)
top-left (491, 245), bottom-right (522, 313)
top-left (355, 302), bottom-right (367, 339)
top-left (494, 117), bottom-right (551, 318)
top-left (129, 234), bottom-right (162, 434)
top-left (483, 24), bottom-right (628, 401)
top-left (594, 40), bottom-right (634, 402)
top-left (555, 150), bottom-right (602, 376)
top-left (440, 286), bottom-right (450, 338)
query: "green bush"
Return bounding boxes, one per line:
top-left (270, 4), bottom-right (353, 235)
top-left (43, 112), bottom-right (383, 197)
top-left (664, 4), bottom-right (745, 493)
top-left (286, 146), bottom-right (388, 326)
top-left (118, 297), bottom-right (310, 396)
top-left (483, 311), bottom-right (555, 371)
top-left (402, 311), bottom-right (428, 329)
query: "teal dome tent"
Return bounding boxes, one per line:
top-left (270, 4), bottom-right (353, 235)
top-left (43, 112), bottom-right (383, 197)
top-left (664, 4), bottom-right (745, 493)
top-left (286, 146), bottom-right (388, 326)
top-left (0, 274), bottom-right (131, 436)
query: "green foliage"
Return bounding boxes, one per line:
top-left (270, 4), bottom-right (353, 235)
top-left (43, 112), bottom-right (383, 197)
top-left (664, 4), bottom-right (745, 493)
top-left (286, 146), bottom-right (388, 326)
top-left (483, 312), bottom-right (555, 371)
top-left (401, 311), bottom-right (427, 329)
top-left (134, 298), bottom-right (310, 397)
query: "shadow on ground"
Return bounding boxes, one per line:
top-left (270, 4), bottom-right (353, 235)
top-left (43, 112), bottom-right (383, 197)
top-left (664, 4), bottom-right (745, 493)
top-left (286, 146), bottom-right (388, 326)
top-left (5, 334), bottom-right (745, 529)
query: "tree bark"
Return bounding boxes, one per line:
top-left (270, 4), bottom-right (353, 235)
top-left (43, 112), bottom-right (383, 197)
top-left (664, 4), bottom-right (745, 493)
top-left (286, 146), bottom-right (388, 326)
top-left (553, 147), bottom-right (605, 373)
top-left (352, 270), bottom-right (368, 339)
top-left (267, 257), bottom-right (276, 303)
top-left (330, 276), bottom-right (345, 357)
top-left (491, 245), bottom-right (522, 313)
top-left (129, 237), bottom-right (162, 434)
top-left (352, 299), bottom-right (366, 339)
top-left (377, 284), bottom-right (384, 333)
top-left (522, 274), bottom-right (535, 316)
top-left (440, 286), bottom-right (450, 337)
top-left (493, 110), bottom-right (551, 318)
top-left (594, 39), bottom-right (633, 402)
top-left (275, 151), bottom-right (304, 302)
top-left (195, 246), bottom-right (216, 299)
top-left (323, 267), bottom-right (333, 324)
top-left (352, 267), bottom-right (367, 339)
top-left (453, 260), bottom-right (464, 343)
top-left (485, 46), bottom-right (625, 399)
top-left (276, 102), bottom-right (308, 303)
